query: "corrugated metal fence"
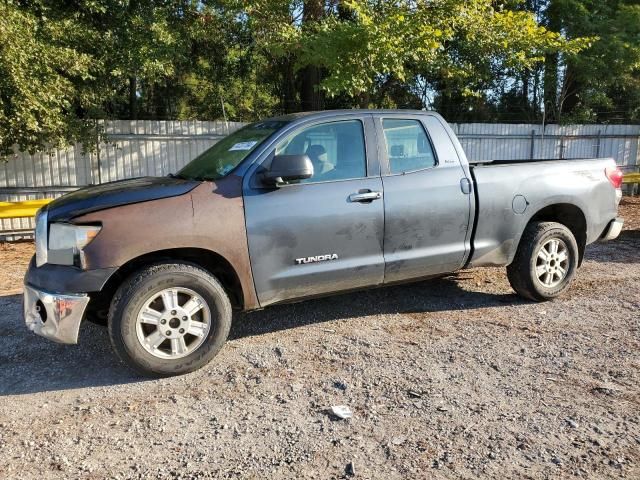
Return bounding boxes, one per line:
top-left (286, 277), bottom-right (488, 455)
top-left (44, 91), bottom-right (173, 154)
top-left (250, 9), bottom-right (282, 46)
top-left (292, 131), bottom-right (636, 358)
top-left (1, 120), bottom-right (639, 236)
top-left (0, 120), bottom-right (244, 236)
top-left (451, 123), bottom-right (640, 166)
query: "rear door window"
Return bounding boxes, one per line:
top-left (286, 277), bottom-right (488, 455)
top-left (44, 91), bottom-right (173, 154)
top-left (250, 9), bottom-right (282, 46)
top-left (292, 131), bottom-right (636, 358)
top-left (381, 119), bottom-right (436, 174)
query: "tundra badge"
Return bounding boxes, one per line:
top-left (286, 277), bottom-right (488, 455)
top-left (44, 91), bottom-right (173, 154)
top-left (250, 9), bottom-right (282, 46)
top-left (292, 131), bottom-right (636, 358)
top-left (295, 254), bottom-right (339, 265)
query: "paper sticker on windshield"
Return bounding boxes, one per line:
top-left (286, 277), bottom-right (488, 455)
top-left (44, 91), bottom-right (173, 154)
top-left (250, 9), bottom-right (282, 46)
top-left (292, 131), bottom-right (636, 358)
top-left (217, 164), bottom-right (235, 175)
top-left (229, 141), bottom-right (258, 151)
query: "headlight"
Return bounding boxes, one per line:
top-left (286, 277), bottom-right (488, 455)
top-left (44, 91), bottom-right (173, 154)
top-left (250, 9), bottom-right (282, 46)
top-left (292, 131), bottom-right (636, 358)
top-left (47, 223), bottom-right (102, 268)
top-left (35, 208), bottom-right (49, 267)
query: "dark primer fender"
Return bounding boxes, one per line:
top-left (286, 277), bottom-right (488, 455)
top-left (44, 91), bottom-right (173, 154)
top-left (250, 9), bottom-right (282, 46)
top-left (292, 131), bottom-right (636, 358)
top-left (72, 176), bottom-right (260, 310)
top-left (46, 176), bottom-right (200, 222)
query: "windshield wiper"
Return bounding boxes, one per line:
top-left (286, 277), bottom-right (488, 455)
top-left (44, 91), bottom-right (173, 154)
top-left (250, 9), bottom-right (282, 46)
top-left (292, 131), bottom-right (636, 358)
top-left (168, 173), bottom-right (190, 180)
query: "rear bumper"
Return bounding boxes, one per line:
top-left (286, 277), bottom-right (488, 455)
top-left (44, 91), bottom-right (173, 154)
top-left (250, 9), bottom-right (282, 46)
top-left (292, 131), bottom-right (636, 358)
top-left (600, 218), bottom-right (624, 242)
top-left (23, 284), bottom-right (90, 344)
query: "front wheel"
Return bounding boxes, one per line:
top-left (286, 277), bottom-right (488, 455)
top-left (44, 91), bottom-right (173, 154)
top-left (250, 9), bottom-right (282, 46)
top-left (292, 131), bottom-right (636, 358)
top-left (507, 221), bottom-right (579, 302)
top-left (108, 262), bottom-right (232, 377)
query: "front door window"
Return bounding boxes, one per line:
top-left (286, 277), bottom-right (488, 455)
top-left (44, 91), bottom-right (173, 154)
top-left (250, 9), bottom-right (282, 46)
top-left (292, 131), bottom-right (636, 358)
top-left (275, 120), bottom-right (367, 183)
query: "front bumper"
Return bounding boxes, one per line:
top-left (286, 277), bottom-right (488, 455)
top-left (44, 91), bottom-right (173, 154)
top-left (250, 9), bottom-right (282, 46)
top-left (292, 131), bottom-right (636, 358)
top-left (24, 257), bottom-right (116, 294)
top-left (23, 284), bottom-right (90, 344)
top-left (600, 217), bottom-right (624, 242)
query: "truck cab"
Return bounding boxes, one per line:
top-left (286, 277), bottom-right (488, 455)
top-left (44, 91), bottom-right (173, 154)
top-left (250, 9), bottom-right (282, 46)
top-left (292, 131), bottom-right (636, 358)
top-left (241, 111), bottom-right (473, 305)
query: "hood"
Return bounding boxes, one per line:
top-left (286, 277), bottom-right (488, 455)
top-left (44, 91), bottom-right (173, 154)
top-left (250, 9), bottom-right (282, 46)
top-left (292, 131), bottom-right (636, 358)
top-left (46, 176), bottom-right (201, 222)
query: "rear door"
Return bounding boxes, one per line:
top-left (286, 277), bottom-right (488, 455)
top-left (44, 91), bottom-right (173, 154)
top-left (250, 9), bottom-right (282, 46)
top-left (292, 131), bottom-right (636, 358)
top-left (375, 113), bottom-right (472, 283)
top-left (243, 115), bottom-right (385, 306)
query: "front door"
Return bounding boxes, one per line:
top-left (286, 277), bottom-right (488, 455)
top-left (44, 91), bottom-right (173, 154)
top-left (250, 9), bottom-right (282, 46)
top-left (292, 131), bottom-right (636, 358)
top-left (376, 114), bottom-right (472, 283)
top-left (244, 117), bottom-right (385, 306)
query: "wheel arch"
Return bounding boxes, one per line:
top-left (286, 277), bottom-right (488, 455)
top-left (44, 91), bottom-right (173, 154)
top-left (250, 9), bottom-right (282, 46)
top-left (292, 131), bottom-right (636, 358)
top-left (89, 248), bottom-right (245, 320)
top-left (526, 203), bottom-right (587, 266)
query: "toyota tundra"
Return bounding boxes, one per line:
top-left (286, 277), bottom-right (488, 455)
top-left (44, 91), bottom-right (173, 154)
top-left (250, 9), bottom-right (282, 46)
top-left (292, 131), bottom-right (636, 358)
top-left (24, 110), bottom-right (624, 376)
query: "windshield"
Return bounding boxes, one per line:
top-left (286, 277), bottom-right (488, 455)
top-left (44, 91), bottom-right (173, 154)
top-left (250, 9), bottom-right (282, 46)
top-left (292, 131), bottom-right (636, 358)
top-left (177, 120), bottom-right (289, 180)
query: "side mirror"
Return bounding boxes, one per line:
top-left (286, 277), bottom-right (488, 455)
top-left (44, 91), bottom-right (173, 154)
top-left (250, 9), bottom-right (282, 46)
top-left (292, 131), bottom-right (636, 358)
top-left (263, 154), bottom-right (314, 185)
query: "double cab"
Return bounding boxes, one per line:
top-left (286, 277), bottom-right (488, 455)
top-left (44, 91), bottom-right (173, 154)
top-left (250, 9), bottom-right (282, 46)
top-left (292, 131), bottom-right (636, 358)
top-left (24, 110), bottom-right (624, 376)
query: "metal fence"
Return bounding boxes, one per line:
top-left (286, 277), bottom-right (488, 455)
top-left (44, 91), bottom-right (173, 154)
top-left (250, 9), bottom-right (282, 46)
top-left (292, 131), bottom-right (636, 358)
top-left (0, 120), bottom-right (244, 236)
top-left (1, 120), bottom-right (639, 237)
top-left (451, 123), bottom-right (640, 167)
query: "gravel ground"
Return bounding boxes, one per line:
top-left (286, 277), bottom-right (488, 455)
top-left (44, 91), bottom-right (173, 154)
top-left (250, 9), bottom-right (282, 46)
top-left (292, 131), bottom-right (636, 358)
top-left (0, 201), bottom-right (638, 479)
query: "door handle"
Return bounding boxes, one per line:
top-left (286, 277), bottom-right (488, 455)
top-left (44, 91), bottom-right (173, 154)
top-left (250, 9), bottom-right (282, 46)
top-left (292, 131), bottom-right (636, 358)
top-left (349, 190), bottom-right (382, 203)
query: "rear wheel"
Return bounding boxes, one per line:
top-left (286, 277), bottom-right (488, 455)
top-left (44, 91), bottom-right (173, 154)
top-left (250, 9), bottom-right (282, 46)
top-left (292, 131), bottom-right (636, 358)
top-left (507, 221), bottom-right (579, 302)
top-left (108, 262), bottom-right (232, 377)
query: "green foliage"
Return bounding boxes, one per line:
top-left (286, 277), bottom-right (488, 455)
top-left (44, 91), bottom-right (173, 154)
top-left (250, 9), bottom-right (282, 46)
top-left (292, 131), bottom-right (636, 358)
top-left (174, 3), bottom-right (279, 121)
top-left (556, 0), bottom-right (640, 122)
top-left (297, 0), bottom-right (583, 100)
top-left (0, 2), bottom-right (94, 155)
top-left (1, 0), bottom-right (639, 157)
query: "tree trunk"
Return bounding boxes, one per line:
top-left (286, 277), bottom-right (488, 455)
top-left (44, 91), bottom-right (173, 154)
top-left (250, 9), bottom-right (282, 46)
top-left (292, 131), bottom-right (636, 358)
top-left (299, 0), bottom-right (324, 111)
top-left (561, 63), bottom-right (582, 115)
top-left (300, 65), bottom-right (323, 111)
top-left (543, 1), bottom-right (561, 122)
top-left (358, 91), bottom-right (370, 109)
top-left (129, 76), bottom-right (137, 120)
top-left (282, 58), bottom-right (297, 114)
top-left (544, 53), bottom-right (559, 122)
top-left (533, 67), bottom-right (540, 119)
top-left (522, 70), bottom-right (530, 112)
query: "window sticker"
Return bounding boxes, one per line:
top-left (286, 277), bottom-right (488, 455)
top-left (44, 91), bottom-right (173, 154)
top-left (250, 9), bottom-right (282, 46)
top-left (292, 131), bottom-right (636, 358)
top-left (228, 141), bottom-right (258, 151)
top-left (217, 164), bottom-right (235, 175)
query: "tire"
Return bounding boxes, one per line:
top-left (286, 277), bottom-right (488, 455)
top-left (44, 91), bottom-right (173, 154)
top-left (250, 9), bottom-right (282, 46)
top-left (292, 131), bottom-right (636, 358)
top-left (108, 262), bottom-right (232, 377)
top-left (507, 221), bottom-right (579, 302)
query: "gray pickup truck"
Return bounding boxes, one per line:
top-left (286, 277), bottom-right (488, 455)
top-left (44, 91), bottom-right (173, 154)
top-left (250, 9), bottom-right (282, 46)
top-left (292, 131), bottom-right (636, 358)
top-left (24, 110), bottom-right (624, 376)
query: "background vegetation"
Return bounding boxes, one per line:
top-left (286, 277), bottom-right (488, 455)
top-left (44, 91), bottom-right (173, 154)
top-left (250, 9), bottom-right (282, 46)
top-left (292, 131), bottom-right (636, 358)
top-left (1, 0), bottom-right (639, 155)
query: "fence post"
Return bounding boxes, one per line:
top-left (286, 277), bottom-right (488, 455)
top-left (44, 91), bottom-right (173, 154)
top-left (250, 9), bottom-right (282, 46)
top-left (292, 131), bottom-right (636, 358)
top-left (596, 130), bottom-right (602, 158)
top-left (92, 120), bottom-right (103, 185)
top-left (530, 130), bottom-right (536, 160)
top-left (96, 141), bottom-right (103, 185)
top-left (559, 136), bottom-right (565, 159)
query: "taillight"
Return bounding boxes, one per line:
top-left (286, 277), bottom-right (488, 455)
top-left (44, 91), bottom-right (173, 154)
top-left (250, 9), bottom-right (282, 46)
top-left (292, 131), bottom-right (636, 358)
top-left (605, 166), bottom-right (623, 189)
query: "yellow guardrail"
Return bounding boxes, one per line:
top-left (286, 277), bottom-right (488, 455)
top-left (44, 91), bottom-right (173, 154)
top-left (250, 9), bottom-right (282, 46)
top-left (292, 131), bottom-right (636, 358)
top-left (0, 199), bottom-right (53, 219)
top-left (623, 172), bottom-right (640, 184)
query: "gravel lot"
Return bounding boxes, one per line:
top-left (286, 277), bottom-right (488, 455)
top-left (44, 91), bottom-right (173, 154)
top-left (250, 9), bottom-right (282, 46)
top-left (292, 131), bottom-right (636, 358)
top-left (0, 199), bottom-right (638, 479)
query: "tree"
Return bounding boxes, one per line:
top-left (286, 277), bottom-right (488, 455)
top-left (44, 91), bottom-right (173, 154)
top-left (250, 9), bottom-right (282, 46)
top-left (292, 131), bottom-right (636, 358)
top-left (554, 0), bottom-right (640, 122)
top-left (5, 0), bottom-right (634, 158)
top-left (248, 0), bottom-right (584, 114)
top-left (60, 0), bottom-right (191, 120)
top-left (174, 2), bottom-right (279, 121)
top-left (0, 2), bottom-right (94, 155)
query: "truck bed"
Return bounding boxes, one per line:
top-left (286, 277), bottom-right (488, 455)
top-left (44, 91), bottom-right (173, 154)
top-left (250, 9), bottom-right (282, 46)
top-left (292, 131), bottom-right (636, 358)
top-left (467, 157), bottom-right (620, 268)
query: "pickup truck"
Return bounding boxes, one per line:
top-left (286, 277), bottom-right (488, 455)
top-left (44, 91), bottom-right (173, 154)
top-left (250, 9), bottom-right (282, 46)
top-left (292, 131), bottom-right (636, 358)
top-left (23, 110), bottom-right (624, 376)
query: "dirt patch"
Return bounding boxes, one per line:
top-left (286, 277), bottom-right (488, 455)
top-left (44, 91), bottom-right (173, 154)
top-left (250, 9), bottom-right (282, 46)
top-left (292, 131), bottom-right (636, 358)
top-left (0, 241), bottom-right (33, 293)
top-left (620, 196), bottom-right (640, 231)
